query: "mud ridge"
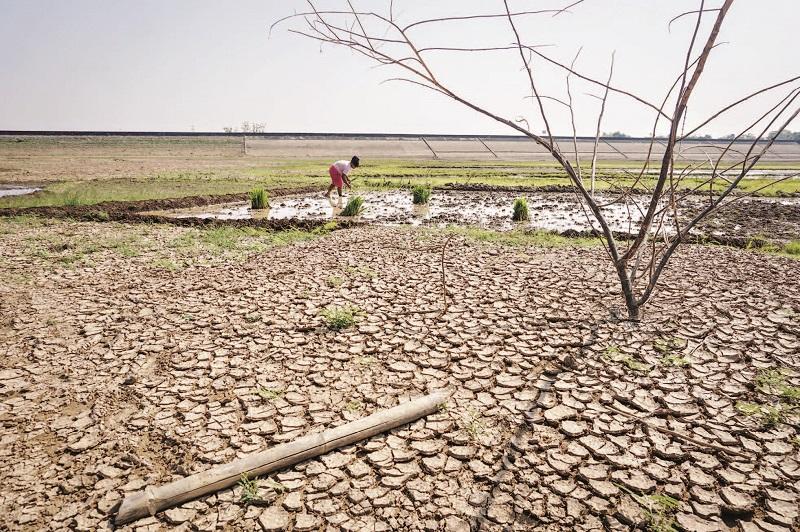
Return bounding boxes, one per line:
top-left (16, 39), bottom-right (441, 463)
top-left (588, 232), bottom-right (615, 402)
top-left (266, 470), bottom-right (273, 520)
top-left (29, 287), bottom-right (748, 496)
top-left (440, 181), bottom-right (800, 197)
top-left (0, 186), bottom-right (319, 220)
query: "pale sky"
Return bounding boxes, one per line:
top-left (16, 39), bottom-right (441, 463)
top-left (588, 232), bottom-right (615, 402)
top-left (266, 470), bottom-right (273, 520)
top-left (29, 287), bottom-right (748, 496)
top-left (1, 0), bottom-right (797, 136)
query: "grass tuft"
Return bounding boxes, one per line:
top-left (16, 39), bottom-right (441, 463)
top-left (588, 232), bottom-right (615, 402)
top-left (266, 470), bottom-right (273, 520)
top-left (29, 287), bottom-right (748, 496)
top-left (250, 188), bottom-right (268, 209)
top-left (238, 473), bottom-right (260, 504)
top-left (340, 196), bottom-right (365, 216)
top-left (412, 185), bottom-right (431, 205)
top-left (784, 240), bottom-right (800, 255)
top-left (321, 305), bottom-right (359, 330)
top-left (512, 197), bottom-right (530, 222)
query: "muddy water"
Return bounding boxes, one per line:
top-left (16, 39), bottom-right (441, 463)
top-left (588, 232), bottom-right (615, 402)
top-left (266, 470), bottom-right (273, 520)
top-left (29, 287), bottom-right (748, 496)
top-left (0, 186), bottom-right (40, 197)
top-left (141, 189), bottom-right (800, 238)
top-left (140, 190), bottom-right (669, 233)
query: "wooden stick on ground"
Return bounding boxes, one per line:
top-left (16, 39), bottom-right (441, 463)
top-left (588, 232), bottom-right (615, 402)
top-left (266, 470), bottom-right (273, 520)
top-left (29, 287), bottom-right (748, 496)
top-left (115, 390), bottom-right (450, 525)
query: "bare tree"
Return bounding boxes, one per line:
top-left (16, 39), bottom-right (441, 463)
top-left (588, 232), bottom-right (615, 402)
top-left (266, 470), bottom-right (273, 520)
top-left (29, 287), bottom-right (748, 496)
top-left (275, 0), bottom-right (799, 320)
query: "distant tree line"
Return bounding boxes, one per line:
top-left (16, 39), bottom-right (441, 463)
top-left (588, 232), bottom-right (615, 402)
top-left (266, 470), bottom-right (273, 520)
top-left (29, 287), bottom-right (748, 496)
top-left (613, 130), bottom-right (800, 141)
top-left (222, 121), bottom-right (266, 133)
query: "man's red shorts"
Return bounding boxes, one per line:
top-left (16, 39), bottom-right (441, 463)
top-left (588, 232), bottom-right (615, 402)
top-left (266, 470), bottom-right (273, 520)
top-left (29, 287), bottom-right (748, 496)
top-left (329, 165), bottom-right (344, 187)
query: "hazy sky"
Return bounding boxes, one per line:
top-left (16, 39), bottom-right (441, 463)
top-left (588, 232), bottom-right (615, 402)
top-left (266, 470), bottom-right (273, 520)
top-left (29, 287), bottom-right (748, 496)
top-left (1, 0), bottom-right (797, 135)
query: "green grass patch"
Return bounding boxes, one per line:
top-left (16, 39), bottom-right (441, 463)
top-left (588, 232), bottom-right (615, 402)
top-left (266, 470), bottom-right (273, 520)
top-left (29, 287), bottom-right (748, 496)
top-left (784, 240), bottom-right (800, 255)
top-left (341, 196), bottom-right (365, 216)
top-left (321, 305), bottom-right (360, 330)
top-left (445, 226), bottom-right (597, 248)
top-left (512, 197), bottom-right (530, 222)
top-left (602, 344), bottom-right (650, 373)
top-left (412, 185), bottom-right (431, 204)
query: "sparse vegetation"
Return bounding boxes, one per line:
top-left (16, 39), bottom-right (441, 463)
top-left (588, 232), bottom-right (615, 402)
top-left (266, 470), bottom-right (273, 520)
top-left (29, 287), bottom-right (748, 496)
top-left (151, 258), bottom-right (180, 271)
top-left (326, 275), bottom-right (343, 288)
top-left (321, 305), bottom-right (359, 330)
top-left (603, 345), bottom-right (649, 373)
top-left (256, 386), bottom-right (284, 401)
top-left (341, 196), bottom-right (365, 216)
top-left (238, 473), bottom-right (260, 504)
top-left (250, 188), bottom-right (268, 209)
top-left (412, 185), bottom-right (431, 204)
top-left (463, 409), bottom-right (484, 441)
top-left (444, 226), bottom-right (597, 248)
top-left (512, 197), bottom-right (529, 222)
top-left (735, 401), bottom-right (794, 427)
top-left (784, 240), bottom-right (800, 255)
top-left (661, 354), bottom-right (690, 367)
top-left (755, 368), bottom-right (786, 393)
top-left (345, 400), bottom-right (363, 412)
top-left (641, 493), bottom-right (681, 532)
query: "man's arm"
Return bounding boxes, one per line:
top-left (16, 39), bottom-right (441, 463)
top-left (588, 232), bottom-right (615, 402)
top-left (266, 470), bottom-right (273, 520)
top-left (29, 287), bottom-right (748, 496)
top-left (343, 174), bottom-right (352, 188)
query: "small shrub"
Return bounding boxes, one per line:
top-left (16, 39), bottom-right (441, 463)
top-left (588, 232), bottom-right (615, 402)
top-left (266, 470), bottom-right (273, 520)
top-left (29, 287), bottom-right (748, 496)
top-left (341, 196), bottom-right (365, 216)
top-left (250, 188), bottom-right (268, 209)
top-left (412, 185), bottom-right (431, 205)
top-left (784, 240), bottom-right (800, 255)
top-left (512, 197), bottom-right (529, 222)
top-left (321, 305), bottom-right (359, 330)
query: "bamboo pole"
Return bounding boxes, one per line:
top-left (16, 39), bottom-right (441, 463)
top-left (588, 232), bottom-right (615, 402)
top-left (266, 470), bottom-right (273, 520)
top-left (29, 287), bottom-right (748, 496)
top-left (115, 390), bottom-right (449, 525)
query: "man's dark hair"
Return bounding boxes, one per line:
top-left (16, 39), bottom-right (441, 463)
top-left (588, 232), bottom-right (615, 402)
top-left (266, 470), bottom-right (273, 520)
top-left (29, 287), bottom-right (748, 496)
top-left (351, 155), bottom-right (360, 168)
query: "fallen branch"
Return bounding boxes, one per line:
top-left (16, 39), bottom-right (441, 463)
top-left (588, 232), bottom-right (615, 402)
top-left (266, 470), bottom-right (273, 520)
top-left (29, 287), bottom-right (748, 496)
top-left (114, 390), bottom-right (450, 525)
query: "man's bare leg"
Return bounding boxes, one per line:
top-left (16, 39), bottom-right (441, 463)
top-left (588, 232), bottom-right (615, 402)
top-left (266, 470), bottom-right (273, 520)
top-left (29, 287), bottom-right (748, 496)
top-left (325, 184), bottom-right (335, 198)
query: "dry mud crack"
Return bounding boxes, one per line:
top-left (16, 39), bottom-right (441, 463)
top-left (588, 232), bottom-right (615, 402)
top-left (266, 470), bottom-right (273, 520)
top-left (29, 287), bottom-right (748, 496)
top-left (0, 221), bottom-right (798, 531)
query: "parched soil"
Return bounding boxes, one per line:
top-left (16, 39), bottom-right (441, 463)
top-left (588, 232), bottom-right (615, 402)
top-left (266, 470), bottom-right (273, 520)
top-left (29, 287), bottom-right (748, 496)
top-left (1, 220), bottom-right (798, 531)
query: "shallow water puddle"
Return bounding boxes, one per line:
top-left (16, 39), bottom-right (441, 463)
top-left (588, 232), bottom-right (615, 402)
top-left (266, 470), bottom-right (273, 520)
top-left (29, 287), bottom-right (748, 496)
top-left (0, 186), bottom-right (40, 197)
top-left (142, 190), bottom-right (681, 233)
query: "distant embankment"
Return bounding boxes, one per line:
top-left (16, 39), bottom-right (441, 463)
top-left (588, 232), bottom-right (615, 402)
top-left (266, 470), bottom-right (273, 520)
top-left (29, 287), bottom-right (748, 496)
top-left (1, 131), bottom-right (798, 162)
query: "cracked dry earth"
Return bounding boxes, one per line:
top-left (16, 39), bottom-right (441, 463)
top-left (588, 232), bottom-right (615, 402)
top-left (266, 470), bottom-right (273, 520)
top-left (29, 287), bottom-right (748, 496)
top-left (1, 220), bottom-right (799, 532)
